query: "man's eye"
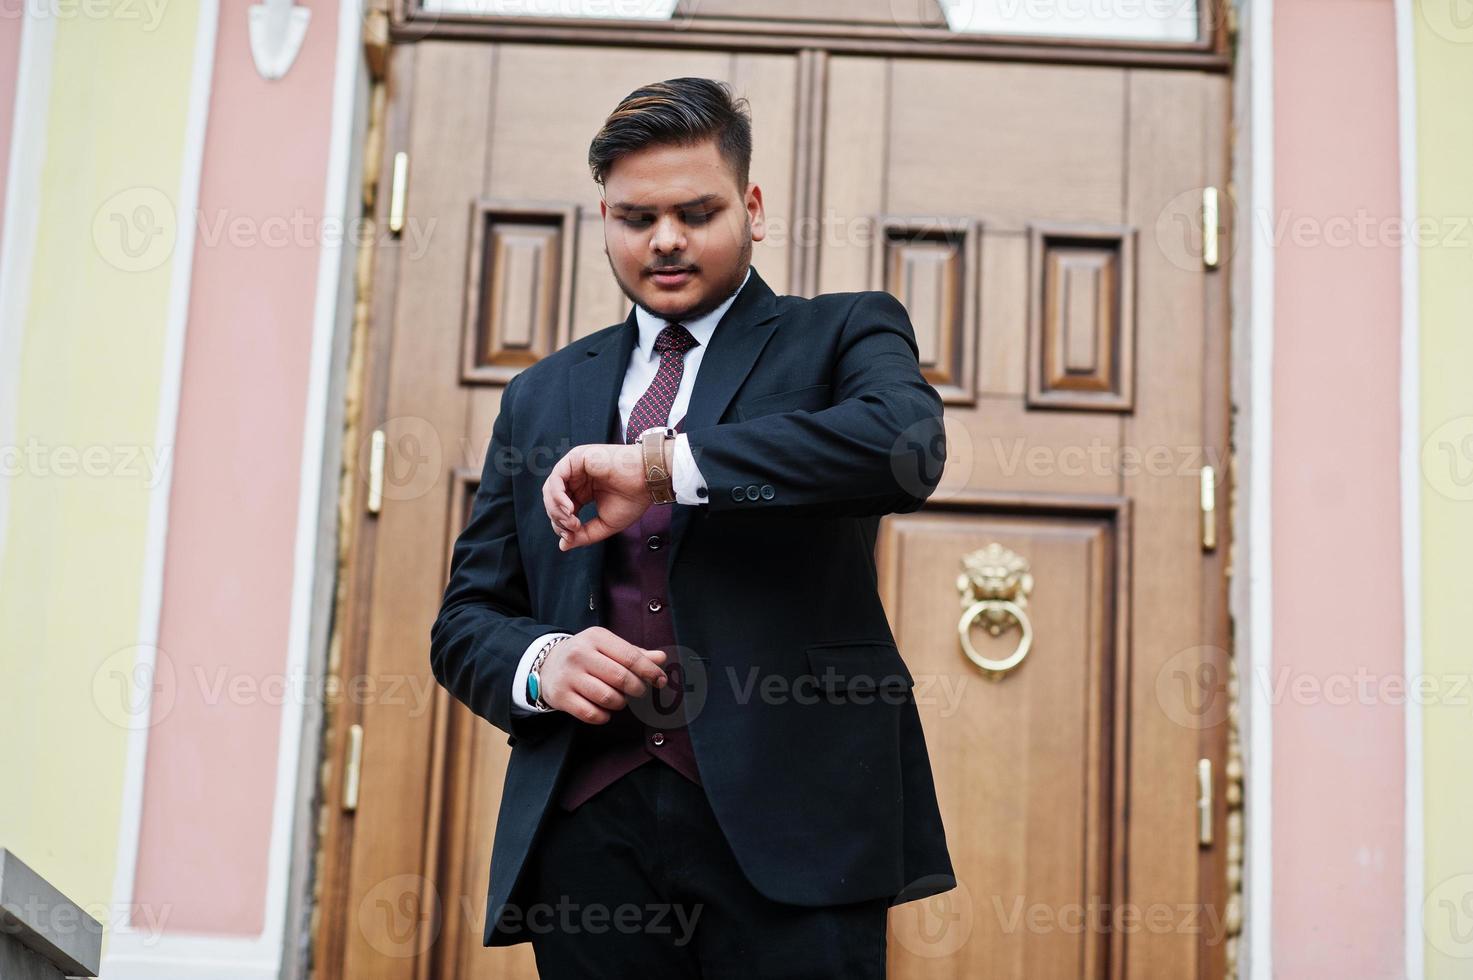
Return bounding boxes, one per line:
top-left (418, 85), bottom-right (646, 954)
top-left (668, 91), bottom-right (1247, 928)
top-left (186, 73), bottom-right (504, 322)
top-left (620, 215), bottom-right (652, 227)
top-left (683, 211), bottom-right (712, 225)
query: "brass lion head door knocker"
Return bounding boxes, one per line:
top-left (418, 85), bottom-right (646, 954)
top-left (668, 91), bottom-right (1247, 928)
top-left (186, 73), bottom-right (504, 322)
top-left (956, 543), bottom-right (1034, 679)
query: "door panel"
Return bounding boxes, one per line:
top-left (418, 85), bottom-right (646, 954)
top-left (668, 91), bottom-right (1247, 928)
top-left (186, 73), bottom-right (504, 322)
top-left (879, 511), bottom-right (1124, 979)
top-left (821, 60), bottom-right (1226, 980)
top-left (887, 61), bottom-right (1128, 231)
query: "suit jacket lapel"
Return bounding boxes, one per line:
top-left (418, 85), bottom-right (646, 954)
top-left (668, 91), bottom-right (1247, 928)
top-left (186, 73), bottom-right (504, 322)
top-left (679, 264), bottom-right (782, 435)
top-left (569, 306), bottom-right (638, 450)
top-left (669, 265), bottom-right (782, 567)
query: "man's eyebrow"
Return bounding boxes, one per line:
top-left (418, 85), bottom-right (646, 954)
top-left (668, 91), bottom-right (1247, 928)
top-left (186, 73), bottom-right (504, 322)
top-left (609, 194), bottom-right (721, 211)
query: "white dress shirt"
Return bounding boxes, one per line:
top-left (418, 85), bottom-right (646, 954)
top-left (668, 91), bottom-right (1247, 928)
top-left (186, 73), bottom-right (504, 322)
top-left (510, 267), bottom-right (753, 714)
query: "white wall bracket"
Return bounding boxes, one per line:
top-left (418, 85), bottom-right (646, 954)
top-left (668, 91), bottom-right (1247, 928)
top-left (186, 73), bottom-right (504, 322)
top-left (248, 0), bottom-right (311, 81)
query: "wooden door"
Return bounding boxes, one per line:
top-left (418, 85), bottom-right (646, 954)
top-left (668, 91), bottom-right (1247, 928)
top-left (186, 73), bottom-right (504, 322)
top-left (316, 27), bottom-right (1232, 980)
top-left (825, 61), bottom-right (1233, 979)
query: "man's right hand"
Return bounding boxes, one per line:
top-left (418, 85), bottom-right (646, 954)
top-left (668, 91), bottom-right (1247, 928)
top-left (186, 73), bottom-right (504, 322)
top-left (538, 626), bottom-right (668, 724)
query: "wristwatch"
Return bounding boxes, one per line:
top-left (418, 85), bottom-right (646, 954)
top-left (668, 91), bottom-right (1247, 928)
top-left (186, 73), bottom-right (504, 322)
top-left (526, 635), bottom-right (570, 712)
top-left (638, 426), bottom-right (677, 505)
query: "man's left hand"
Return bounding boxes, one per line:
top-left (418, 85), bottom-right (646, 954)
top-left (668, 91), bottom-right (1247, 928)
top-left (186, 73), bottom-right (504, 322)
top-left (542, 442), bottom-right (652, 551)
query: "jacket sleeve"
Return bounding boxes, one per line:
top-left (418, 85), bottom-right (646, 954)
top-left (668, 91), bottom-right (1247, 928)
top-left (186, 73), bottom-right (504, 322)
top-left (682, 290), bottom-right (947, 519)
top-left (429, 369), bottom-right (570, 738)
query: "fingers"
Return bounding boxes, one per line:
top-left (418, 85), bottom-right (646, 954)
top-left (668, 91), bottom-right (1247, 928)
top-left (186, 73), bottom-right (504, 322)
top-left (541, 630), bottom-right (666, 724)
top-left (541, 456), bottom-right (563, 520)
top-left (544, 445), bottom-right (649, 551)
top-left (558, 515), bottom-right (611, 552)
top-left (594, 632), bottom-right (668, 689)
top-left (555, 688), bottom-right (611, 725)
top-left (542, 453), bottom-right (581, 534)
top-left (587, 647), bottom-right (654, 698)
top-left (570, 672), bottom-right (627, 714)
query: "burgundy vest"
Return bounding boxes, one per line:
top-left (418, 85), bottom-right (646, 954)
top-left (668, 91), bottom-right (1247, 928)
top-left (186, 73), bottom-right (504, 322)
top-left (556, 416), bottom-right (702, 811)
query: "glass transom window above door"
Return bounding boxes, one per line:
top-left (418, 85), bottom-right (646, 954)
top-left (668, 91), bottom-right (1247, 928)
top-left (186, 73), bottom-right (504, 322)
top-left (413, 0), bottom-right (1200, 42)
top-left (938, 0), bottom-right (1199, 41)
top-left (419, 0), bottom-right (678, 17)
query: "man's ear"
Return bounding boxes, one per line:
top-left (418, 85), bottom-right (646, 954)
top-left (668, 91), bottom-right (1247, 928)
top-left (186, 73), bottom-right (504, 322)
top-left (746, 183), bottom-right (766, 242)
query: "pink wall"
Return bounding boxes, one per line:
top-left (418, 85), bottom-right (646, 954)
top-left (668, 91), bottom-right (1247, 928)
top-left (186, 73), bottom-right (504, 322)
top-left (131, 0), bottom-right (341, 933)
top-left (1272, 2), bottom-right (1406, 975)
top-left (0, 7), bottom-right (23, 267)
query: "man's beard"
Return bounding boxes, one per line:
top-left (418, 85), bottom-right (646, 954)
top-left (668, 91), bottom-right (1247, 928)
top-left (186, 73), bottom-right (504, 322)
top-left (606, 225), bottom-right (753, 324)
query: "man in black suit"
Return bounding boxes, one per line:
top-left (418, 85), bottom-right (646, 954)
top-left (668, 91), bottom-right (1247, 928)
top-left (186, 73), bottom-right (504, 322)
top-left (430, 76), bottom-right (954, 978)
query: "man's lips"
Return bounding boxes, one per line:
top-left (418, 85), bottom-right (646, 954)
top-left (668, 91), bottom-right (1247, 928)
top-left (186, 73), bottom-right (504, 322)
top-left (650, 267), bottom-right (694, 286)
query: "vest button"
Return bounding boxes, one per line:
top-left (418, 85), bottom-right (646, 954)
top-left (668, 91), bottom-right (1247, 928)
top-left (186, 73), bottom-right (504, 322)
top-left (647, 597), bottom-right (663, 613)
top-left (651, 732), bottom-right (665, 746)
top-left (646, 535), bottom-right (662, 550)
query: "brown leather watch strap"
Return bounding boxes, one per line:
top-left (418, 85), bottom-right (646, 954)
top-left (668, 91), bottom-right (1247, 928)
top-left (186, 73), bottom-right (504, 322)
top-left (638, 426), bottom-right (677, 504)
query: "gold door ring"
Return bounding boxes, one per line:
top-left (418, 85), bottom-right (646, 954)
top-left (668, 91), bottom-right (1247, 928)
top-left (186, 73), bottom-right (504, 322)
top-left (957, 598), bottom-right (1033, 675)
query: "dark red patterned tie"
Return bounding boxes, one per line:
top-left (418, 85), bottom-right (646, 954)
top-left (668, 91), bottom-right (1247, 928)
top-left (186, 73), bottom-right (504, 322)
top-left (625, 322), bottom-right (698, 444)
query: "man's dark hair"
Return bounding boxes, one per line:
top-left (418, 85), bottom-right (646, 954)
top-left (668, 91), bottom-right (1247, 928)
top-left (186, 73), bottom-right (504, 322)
top-left (588, 77), bottom-right (752, 193)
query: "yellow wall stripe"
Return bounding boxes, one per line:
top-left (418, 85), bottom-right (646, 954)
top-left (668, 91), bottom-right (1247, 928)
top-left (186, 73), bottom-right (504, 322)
top-left (1412, 5), bottom-right (1473, 976)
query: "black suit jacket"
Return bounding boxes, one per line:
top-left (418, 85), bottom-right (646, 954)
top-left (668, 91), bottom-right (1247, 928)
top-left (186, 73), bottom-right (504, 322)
top-left (429, 263), bottom-right (956, 947)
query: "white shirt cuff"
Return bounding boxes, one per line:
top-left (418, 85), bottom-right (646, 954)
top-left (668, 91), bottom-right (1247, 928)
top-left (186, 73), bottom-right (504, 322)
top-left (511, 631), bottom-right (572, 715)
top-left (672, 432), bottom-right (708, 505)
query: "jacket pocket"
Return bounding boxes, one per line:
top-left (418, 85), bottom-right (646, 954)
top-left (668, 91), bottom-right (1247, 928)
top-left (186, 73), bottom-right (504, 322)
top-left (734, 383), bottom-right (832, 421)
top-left (805, 639), bottom-right (914, 693)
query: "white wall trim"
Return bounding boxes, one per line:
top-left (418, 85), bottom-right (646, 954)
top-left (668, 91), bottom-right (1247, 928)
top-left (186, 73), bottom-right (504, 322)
top-left (103, 0), bottom-right (221, 967)
top-left (1243, 0), bottom-right (1275, 975)
top-left (1392, 0), bottom-right (1423, 975)
top-left (0, 10), bottom-right (56, 573)
top-left (101, 935), bottom-right (286, 980)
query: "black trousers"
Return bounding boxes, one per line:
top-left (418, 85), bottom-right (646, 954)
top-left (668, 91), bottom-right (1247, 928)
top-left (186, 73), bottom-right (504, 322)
top-left (518, 760), bottom-right (890, 979)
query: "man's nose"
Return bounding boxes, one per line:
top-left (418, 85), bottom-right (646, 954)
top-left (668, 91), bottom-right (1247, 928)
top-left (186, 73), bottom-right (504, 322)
top-left (650, 215), bottom-right (685, 253)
